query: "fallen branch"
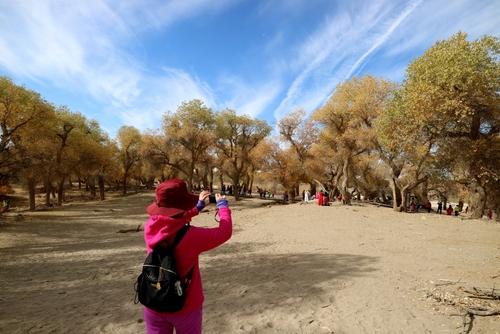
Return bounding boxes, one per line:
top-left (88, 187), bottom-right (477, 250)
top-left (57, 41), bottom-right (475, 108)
top-left (466, 307), bottom-right (500, 316)
top-left (462, 287), bottom-right (500, 300)
top-left (117, 224), bottom-right (143, 233)
top-left (461, 313), bottom-right (473, 334)
top-left (435, 278), bottom-right (462, 286)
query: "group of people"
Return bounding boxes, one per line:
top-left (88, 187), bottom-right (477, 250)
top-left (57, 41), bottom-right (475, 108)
top-left (436, 201), bottom-right (463, 216)
top-left (256, 187), bottom-right (275, 199)
top-left (315, 190), bottom-right (330, 206)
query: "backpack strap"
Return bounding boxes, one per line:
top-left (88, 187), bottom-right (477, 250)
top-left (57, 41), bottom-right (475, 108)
top-left (172, 224), bottom-right (190, 250)
top-left (173, 224), bottom-right (195, 284)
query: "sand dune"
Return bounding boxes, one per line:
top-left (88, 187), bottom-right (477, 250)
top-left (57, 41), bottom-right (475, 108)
top-left (0, 193), bottom-right (498, 333)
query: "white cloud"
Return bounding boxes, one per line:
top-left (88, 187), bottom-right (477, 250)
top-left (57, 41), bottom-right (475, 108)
top-left (114, 0), bottom-right (240, 30)
top-left (346, 0), bottom-right (422, 78)
top-left (273, 0), bottom-right (395, 120)
top-left (0, 0), bottom-right (235, 132)
top-left (383, 0), bottom-right (500, 58)
top-left (272, 0), bottom-right (500, 123)
top-left (218, 75), bottom-right (282, 118)
top-left (112, 68), bottom-right (216, 131)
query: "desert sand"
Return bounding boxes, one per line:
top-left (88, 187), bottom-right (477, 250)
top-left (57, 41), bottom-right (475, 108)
top-left (0, 193), bottom-right (499, 334)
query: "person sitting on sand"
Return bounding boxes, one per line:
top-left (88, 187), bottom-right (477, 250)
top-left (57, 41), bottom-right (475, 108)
top-left (454, 204), bottom-right (460, 216)
top-left (143, 179), bottom-right (232, 334)
top-left (409, 201), bottom-right (416, 213)
top-left (322, 191), bottom-right (330, 206)
top-left (446, 204), bottom-right (453, 216)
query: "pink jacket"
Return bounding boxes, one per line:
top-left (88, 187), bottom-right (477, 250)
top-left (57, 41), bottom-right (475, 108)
top-left (143, 206), bottom-right (232, 315)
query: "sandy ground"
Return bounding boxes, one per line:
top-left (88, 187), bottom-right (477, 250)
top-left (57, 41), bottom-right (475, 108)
top-left (0, 193), bottom-right (499, 334)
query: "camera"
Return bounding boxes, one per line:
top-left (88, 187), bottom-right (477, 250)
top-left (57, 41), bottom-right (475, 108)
top-left (209, 194), bottom-right (216, 204)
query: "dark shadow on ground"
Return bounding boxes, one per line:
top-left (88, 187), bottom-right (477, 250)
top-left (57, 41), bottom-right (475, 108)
top-left (201, 249), bottom-right (379, 332)
top-left (0, 229), bottom-right (378, 334)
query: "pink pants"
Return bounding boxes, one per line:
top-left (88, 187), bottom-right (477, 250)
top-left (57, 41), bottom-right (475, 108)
top-left (144, 307), bottom-right (203, 334)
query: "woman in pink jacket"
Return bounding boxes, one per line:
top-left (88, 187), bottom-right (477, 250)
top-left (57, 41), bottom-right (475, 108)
top-left (143, 179), bottom-right (232, 334)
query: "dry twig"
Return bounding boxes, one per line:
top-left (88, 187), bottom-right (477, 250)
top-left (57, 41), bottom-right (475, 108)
top-left (117, 224), bottom-right (143, 233)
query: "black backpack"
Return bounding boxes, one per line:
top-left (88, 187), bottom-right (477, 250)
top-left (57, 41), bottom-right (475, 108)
top-left (134, 224), bottom-right (193, 312)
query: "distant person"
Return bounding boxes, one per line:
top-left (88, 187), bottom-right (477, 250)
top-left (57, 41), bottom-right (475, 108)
top-left (465, 206), bottom-right (469, 214)
top-left (487, 208), bottom-right (493, 220)
top-left (427, 201), bottom-right (432, 213)
top-left (0, 199), bottom-right (9, 214)
top-left (302, 190), bottom-right (306, 201)
top-left (446, 205), bottom-right (453, 215)
top-left (283, 192), bottom-right (289, 202)
top-left (409, 201), bottom-right (416, 213)
top-left (437, 201), bottom-right (443, 214)
top-left (454, 204), bottom-right (460, 216)
top-left (317, 191), bottom-right (323, 206)
top-left (141, 179), bottom-right (232, 334)
top-left (304, 190), bottom-right (310, 202)
top-left (322, 191), bottom-right (329, 206)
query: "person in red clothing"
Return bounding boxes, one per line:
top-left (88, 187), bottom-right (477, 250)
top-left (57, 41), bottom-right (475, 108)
top-left (446, 204), bottom-right (453, 216)
top-left (322, 191), bottom-right (330, 206)
top-left (143, 179), bottom-right (232, 334)
top-left (317, 191), bottom-right (323, 206)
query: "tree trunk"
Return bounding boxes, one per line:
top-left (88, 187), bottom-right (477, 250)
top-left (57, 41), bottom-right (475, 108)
top-left (187, 161), bottom-right (195, 191)
top-left (233, 174), bottom-right (240, 200)
top-left (122, 176), bottom-right (128, 195)
top-left (469, 182), bottom-right (486, 219)
top-left (414, 180), bottom-right (429, 204)
top-left (249, 172), bottom-right (254, 194)
top-left (88, 176), bottom-right (96, 198)
top-left (208, 167), bottom-right (214, 193)
top-left (340, 159), bottom-right (351, 205)
top-left (44, 178), bottom-right (51, 206)
top-left (57, 176), bottom-right (65, 205)
top-left (399, 185), bottom-right (410, 212)
top-left (219, 173), bottom-right (224, 193)
top-left (78, 177), bottom-right (82, 190)
top-left (28, 178), bottom-right (36, 211)
top-left (309, 182), bottom-right (316, 195)
top-left (202, 166), bottom-right (209, 190)
top-left (98, 175), bottom-right (105, 200)
top-left (390, 178), bottom-right (402, 211)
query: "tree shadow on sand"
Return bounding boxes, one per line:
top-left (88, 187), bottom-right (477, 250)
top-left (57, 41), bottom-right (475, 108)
top-left (200, 243), bottom-right (379, 333)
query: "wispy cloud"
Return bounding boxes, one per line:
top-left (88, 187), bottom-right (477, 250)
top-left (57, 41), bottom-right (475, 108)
top-left (273, 0), bottom-right (395, 120)
top-left (272, 0), bottom-right (499, 122)
top-left (346, 0), bottom-right (422, 78)
top-left (0, 0), bottom-right (234, 131)
top-left (115, 68), bottom-right (216, 132)
top-left (383, 0), bottom-right (500, 58)
top-left (217, 75), bottom-right (282, 118)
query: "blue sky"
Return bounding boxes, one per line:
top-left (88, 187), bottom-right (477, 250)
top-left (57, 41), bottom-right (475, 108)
top-left (0, 0), bottom-right (499, 137)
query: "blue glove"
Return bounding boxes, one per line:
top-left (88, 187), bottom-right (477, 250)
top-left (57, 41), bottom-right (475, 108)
top-left (196, 200), bottom-right (206, 211)
top-left (216, 199), bottom-right (229, 209)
